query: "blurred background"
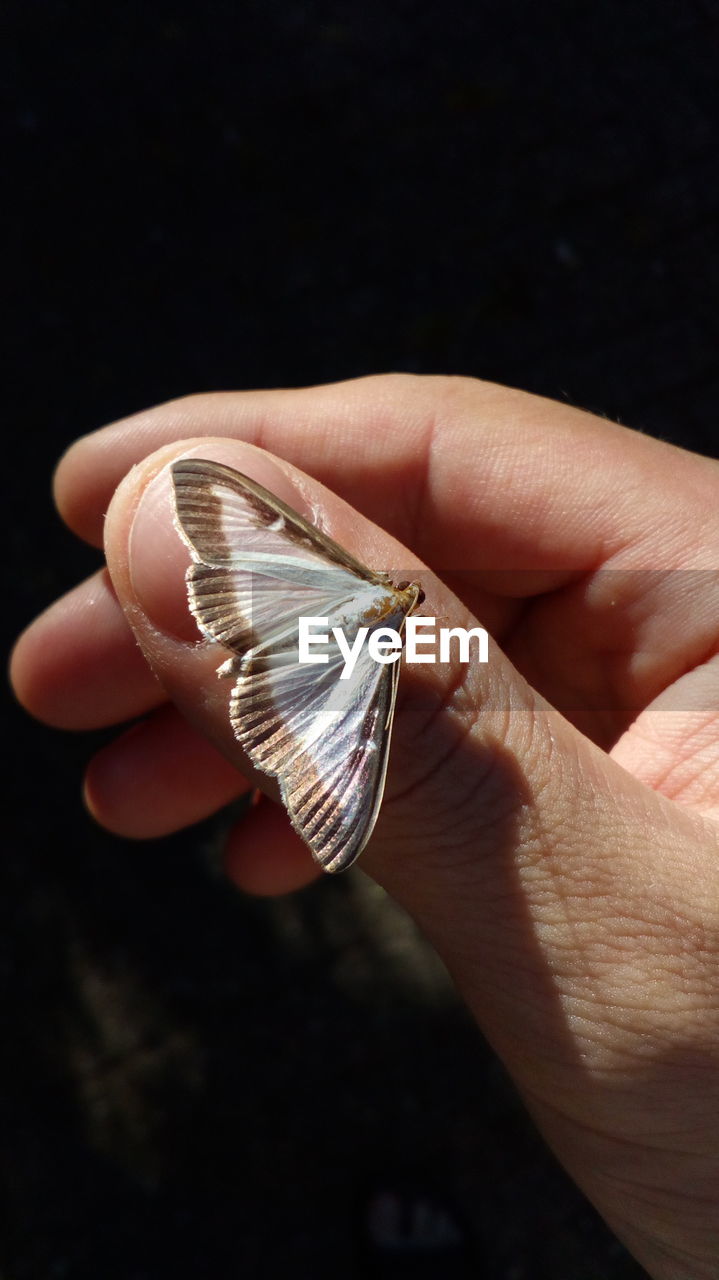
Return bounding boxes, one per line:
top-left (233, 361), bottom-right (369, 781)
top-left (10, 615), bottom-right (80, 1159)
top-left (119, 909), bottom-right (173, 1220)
top-left (5, 2), bottom-right (718, 1276)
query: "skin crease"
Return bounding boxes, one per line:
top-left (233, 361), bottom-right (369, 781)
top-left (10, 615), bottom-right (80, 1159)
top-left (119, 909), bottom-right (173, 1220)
top-left (10, 373), bottom-right (719, 1278)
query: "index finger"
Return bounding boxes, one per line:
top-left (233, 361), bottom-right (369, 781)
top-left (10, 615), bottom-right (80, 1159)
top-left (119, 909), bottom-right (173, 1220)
top-left (55, 374), bottom-right (717, 584)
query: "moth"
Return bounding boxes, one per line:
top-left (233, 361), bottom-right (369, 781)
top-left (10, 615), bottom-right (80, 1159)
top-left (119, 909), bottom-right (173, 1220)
top-left (171, 459), bottom-right (423, 872)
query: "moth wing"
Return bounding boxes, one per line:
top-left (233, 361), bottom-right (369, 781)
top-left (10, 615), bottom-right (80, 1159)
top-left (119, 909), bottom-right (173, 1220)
top-left (182, 562), bottom-right (364, 665)
top-left (172, 458), bottom-right (380, 577)
top-left (172, 458), bottom-right (384, 659)
top-left (171, 458), bottom-right (414, 871)
top-left (230, 625), bottom-right (404, 872)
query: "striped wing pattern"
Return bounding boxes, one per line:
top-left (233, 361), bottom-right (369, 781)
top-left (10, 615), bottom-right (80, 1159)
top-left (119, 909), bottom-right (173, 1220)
top-left (172, 459), bottom-right (420, 871)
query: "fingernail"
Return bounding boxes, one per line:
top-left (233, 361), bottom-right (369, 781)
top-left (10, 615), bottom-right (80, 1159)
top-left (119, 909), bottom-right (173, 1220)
top-left (128, 463), bottom-right (199, 640)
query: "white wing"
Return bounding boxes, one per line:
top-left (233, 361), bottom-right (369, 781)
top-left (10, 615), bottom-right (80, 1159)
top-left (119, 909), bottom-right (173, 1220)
top-left (172, 460), bottom-right (420, 871)
top-left (230, 606), bottom-right (411, 872)
top-left (173, 458), bottom-right (384, 661)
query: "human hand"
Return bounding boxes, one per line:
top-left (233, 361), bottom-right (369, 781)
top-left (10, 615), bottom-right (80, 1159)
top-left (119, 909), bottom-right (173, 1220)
top-left (11, 374), bottom-right (719, 1277)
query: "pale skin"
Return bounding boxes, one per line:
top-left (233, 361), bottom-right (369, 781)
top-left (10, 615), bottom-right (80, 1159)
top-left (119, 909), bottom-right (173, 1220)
top-left (10, 374), bottom-right (719, 1277)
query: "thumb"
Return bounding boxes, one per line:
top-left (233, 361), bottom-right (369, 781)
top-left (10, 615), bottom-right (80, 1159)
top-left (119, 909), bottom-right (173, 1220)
top-left (106, 435), bottom-right (714, 1050)
top-left (106, 438), bottom-right (719, 1273)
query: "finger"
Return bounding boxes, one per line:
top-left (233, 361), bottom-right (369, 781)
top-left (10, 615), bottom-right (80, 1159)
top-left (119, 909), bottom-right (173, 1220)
top-left (611, 654), bottom-right (719, 818)
top-left (55, 375), bottom-right (719, 581)
top-left (10, 568), bottom-right (166, 729)
top-left (503, 566), bottom-right (719, 750)
top-left (84, 703), bottom-right (252, 838)
top-left (224, 796), bottom-right (323, 895)
top-left (47, 377), bottom-right (719, 759)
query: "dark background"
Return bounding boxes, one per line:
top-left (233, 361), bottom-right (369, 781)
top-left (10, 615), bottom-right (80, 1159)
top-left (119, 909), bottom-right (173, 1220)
top-left (5, 2), bottom-right (718, 1276)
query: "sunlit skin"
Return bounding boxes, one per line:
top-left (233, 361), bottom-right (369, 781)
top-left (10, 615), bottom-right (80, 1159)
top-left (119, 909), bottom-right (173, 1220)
top-left (10, 374), bottom-right (719, 1278)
